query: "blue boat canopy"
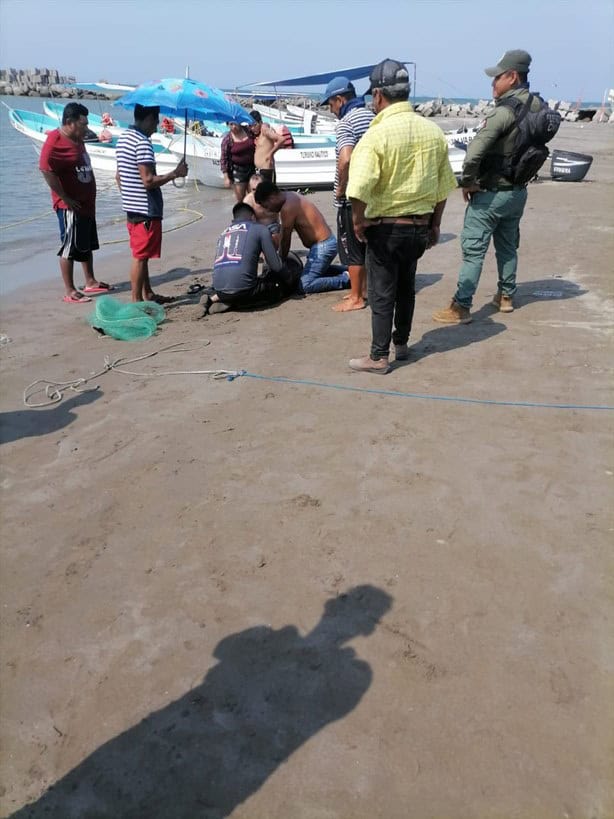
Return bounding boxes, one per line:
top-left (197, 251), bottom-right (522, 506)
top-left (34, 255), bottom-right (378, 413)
top-left (243, 63), bottom-right (414, 88)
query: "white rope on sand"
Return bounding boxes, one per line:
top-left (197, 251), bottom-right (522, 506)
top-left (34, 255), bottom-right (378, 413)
top-left (23, 341), bottom-right (242, 408)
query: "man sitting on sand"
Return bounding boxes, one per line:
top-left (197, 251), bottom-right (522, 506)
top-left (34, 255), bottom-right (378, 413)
top-left (243, 173), bottom-right (281, 249)
top-left (254, 182), bottom-right (350, 295)
top-left (204, 202), bottom-right (301, 315)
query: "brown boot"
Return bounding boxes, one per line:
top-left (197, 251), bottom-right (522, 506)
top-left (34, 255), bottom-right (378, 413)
top-left (432, 301), bottom-right (472, 324)
top-left (492, 291), bottom-right (514, 312)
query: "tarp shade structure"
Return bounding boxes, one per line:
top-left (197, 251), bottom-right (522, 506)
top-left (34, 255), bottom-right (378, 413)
top-left (243, 63), bottom-right (414, 88)
top-left (223, 89), bottom-right (280, 102)
top-left (68, 82), bottom-right (136, 93)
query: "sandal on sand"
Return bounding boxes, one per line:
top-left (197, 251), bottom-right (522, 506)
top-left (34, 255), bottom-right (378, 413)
top-left (201, 294), bottom-right (212, 316)
top-left (63, 292), bottom-right (92, 304)
top-left (187, 283), bottom-right (205, 295)
top-left (150, 294), bottom-right (175, 305)
top-left (83, 282), bottom-right (115, 294)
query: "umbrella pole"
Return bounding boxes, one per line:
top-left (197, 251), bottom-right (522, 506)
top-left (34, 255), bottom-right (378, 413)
top-left (183, 112), bottom-right (187, 161)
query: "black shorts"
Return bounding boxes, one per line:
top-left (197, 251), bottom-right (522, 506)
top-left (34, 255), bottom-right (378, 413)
top-left (336, 202), bottom-right (366, 266)
top-left (232, 164), bottom-right (256, 184)
top-left (255, 167), bottom-right (275, 182)
top-left (57, 209), bottom-right (99, 262)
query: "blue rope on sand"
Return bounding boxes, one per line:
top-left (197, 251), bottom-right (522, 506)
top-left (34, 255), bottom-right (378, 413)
top-left (226, 371), bottom-right (614, 412)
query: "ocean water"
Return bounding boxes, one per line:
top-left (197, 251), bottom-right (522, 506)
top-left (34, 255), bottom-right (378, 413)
top-left (0, 95), bottom-right (223, 294)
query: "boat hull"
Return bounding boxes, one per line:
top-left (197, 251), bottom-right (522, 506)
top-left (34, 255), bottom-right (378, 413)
top-left (167, 134), bottom-right (225, 188)
top-left (8, 108), bottom-right (179, 177)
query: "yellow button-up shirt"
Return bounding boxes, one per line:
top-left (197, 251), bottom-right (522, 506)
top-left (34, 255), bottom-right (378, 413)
top-left (347, 101), bottom-right (457, 218)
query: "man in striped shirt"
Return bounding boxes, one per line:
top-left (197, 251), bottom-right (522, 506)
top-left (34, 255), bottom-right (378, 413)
top-left (115, 105), bottom-right (187, 303)
top-left (321, 76), bottom-right (374, 312)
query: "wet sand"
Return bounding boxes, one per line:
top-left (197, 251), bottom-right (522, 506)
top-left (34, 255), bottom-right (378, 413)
top-left (1, 121), bottom-right (613, 819)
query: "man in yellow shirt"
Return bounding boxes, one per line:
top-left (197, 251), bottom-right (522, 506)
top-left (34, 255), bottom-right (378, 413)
top-left (347, 59), bottom-right (457, 374)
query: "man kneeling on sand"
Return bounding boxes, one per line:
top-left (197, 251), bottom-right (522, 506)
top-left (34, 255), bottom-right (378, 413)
top-left (203, 202), bottom-right (301, 315)
top-left (243, 173), bottom-right (281, 249)
top-left (254, 181), bottom-right (350, 295)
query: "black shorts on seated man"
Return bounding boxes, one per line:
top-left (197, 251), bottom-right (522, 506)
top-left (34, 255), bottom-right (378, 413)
top-left (206, 202), bottom-right (301, 313)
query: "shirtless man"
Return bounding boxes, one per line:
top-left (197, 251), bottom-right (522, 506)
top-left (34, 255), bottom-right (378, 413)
top-left (249, 111), bottom-right (285, 182)
top-left (243, 173), bottom-right (280, 249)
top-left (254, 181), bottom-right (349, 295)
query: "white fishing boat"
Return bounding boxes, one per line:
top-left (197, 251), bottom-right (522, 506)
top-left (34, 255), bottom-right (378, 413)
top-left (7, 108), bottom-right (181, 176)
top-left (444, 125), bottom-right (478, 148)
top-left (287, 104), bottom-right (336, 134)
top-left (166, 132), bottom-right (225, 187)
top-left (44, 99), bottom-right (131, 131)
top-left (42, 100), bottom-right (186, 149)
top-left (273, 135), bottom-right (335, 188)
top-left (252, 102), bottom-right (336, 135)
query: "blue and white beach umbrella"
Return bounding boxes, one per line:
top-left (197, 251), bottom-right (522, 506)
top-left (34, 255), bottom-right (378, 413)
top-left (116, 77), bottom-right (253, 157)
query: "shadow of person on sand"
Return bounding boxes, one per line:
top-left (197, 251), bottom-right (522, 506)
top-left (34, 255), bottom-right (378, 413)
top-left (391, 305), bottom-right (506, 369)
top-left (510, 278), bottom-right (587, 310)
top-left (433, 232), bottom-right (457, 245)
top-left (392, 277), bottom-right (587, 370)
top-left (109, 267), bottom-right (196, 296)
top-left (0, 389), bottom-right (102, 446)
top-left (13, 585), bottom-right (392, 819)
top-left (415, 272), bottom-right (443, 293)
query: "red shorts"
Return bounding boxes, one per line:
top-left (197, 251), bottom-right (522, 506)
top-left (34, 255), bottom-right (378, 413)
top-left (127, 218), bottom-right (162, 259)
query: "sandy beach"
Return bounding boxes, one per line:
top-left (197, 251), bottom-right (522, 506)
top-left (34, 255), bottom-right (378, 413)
top-left (1, 121), bottom-right (613, 819)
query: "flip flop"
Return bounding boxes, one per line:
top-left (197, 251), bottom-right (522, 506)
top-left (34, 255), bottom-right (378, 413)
top-left (83, 282), bottom-right (115, 294)
top-left (187, 283), bottom-right (205, 295)
top-left (150, 294), bottom-right (175, 305)
top-left (63, 292), bottom-right (92, 304)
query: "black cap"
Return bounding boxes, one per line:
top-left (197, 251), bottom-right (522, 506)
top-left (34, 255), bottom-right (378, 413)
top-left (366, 59), bottom-right (409, 95)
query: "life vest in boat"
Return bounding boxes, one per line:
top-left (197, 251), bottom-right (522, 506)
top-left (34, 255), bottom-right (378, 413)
top-left (274, 124), bottom-right (294, 149)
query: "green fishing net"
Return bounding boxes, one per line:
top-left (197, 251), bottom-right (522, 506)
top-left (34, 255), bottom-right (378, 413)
top-left (87, 296), bottom-right (166, 341)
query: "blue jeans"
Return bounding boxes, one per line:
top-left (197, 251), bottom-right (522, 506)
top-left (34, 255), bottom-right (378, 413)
top-left (455, 188), bottom-right (528, 308)
top-left (300, 234), bottom-right (350, 294)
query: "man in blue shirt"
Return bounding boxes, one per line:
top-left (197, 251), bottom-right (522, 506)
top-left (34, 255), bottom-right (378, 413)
top-left (205, 202), bottom-right (301, 314)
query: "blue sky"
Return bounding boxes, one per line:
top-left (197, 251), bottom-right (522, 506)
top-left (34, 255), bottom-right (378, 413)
top-left (1, 0), bottom-right (612, 101)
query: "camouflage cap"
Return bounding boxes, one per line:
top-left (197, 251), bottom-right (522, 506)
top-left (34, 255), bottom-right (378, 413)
top-left (484, 49), bottom-right (532, 77)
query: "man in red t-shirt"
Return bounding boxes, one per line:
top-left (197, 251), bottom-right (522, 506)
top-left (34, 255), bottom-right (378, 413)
top-left (39, 102), bottom-right (113, 303)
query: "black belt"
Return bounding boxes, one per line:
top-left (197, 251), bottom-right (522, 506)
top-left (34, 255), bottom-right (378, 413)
top-left (376, 215), bottom-right (431, 225)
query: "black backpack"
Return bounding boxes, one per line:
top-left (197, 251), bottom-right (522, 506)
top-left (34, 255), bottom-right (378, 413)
top-left (497, 93), bottom-right (561, 184)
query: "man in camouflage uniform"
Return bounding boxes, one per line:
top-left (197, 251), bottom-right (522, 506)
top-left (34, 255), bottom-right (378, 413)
top-left (433, 49), bottom-right (539, 324)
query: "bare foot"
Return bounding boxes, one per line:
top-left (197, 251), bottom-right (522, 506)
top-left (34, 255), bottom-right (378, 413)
top-left (332, 297), bottom-right (366, 313)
